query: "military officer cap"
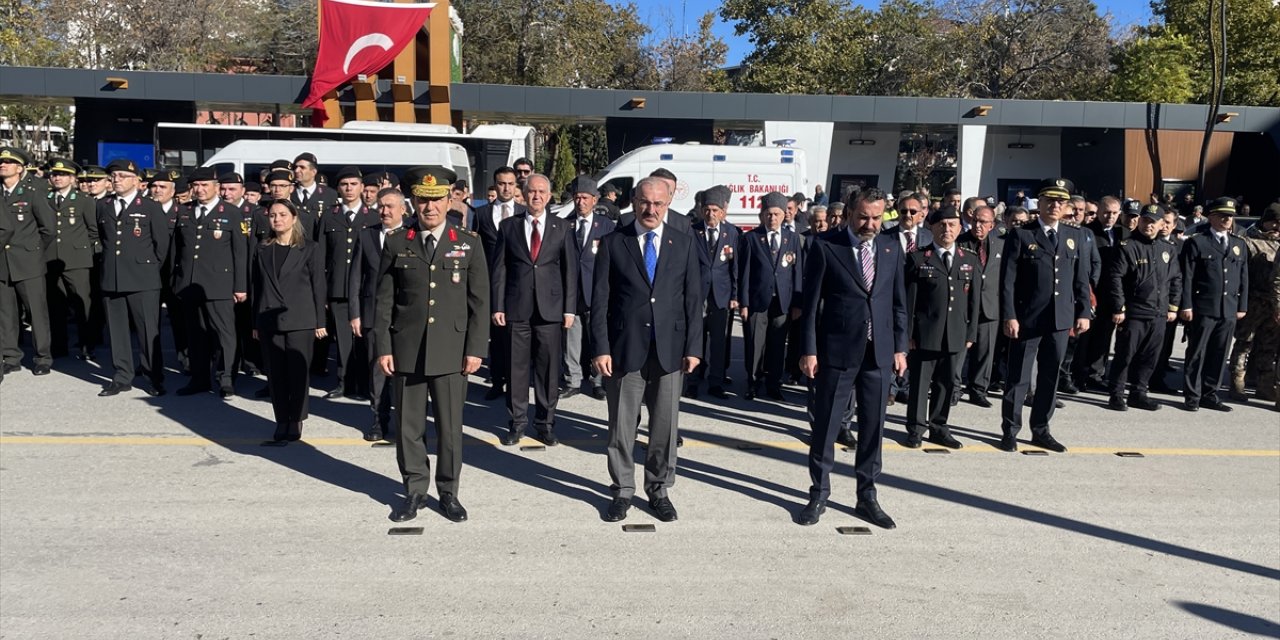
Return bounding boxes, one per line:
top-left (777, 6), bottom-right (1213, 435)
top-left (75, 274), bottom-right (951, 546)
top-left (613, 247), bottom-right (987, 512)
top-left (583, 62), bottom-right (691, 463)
top-left (293, 152), bottom-right (319, 167)
top-left (269, 158), bottom-right (292, 170)
top-left (104, 158), bottom-right (140, 176)
top-left (761, 191), bottom-right (788, 212)
top-left (142, 167), bottom-right (159, 181)
top-left (403, 165), bottom-right (455, 200)
top-left (79, 165), bottom-right (108, 180)
top-left (1123, 199), bottom-right (1142, 216)
top-left (568, 175), bottom-right (599, 197)
top-left (245, 181), bottom-right (262, 194)
top-left (703, 185), bottom-right (731, 209)
top-left (1140, 204), bottom-right (1165, 221)
top-left (1207, 196), bottom-right (1237, 216)
top-left (926, 205), bottom-right (962, 226)
top-left (0, 146), bottom-right (30, 165)
top-left (1037, 178), bottom-right (1074, 200)
top-left (218, 172), bottom-right (244, 185)
top-left (265, 168), bottom-right (295, 184)
top-left (334, 166), bottom-right (362, 182)
top-left (46, 157), bottom-right (80, 175)
top-left (188, 167), bottom-right (217, 183)
top-left (361, 173), bottom-right (381, 187)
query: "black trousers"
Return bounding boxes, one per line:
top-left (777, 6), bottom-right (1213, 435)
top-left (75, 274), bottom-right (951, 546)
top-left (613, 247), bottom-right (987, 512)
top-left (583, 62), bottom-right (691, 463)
top-left (1001, 328), bottom-right (1069, 438)
top-left (161, 284), bottom-right (187, 370)
top-left (264, 328), bottom-right (314, 425)
top-left (1107, 318), bottom-right (1165, 396)
top-left (906, 347), bottom-right (962, 436)
top-left (328, 299), bottom-right (367, 393)
top-left (808, 341), bottom-right (889, 503)
top-left (1183, 315), bottom-right (1236, 404)
top-left (103, 290), bottom-right (163, 386)
top-left (368, 331), bottom-right (393, 429)
top-left (233, 299), bottom-right (261, 374)
top-left (964, 319), bottom-right (998, 396)
top-left (744, 296), bottom-right (787, 390)
top-left (46, 263), bottom-right (93, 355)
top-left (184, 297), bottom-right (236, 388)
top-left (0, 276), bottom-right (52, 368)
top-left (489, 324), bottom-right (510, 386)
top-left (507, 318), bottom-right (562, 433)
top-left (395, 371), bottom-right (465, 497)
top-left (1074, 312), bottom-right (1116, 384)
top-left (692, 302), bottom-right (732, 388)
top-left (1152, 319), bottom-right (1182, 388)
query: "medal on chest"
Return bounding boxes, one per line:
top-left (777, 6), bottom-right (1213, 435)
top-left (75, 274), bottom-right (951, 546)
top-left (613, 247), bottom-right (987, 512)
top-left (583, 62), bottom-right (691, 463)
top-left (781, 251), bottom-right (795, 268)
top-left (133, 220), bottom-right (142, 237)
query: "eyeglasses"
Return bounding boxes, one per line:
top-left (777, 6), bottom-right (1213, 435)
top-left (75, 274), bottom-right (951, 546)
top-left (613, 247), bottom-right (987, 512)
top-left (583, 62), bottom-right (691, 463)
top-left (516, 169), bottom-right (532, 175)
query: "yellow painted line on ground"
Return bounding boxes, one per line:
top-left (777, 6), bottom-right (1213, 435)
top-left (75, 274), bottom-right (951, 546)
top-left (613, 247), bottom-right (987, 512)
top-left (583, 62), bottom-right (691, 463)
top-left (0, 435), bottom-right (1277, 457)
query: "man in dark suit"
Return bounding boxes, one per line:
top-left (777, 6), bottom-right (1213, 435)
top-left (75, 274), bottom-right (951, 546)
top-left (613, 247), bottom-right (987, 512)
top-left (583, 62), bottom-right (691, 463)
top-left (43, 158), bottom-right (98, 361)
top-left (96, 159), bottom-right (172, 397)
top-left (350, 188), bottom-right (413, 441)
top-left (1071, 195), bottom-right (1128, 391)
top-left (1179, 197), bottom-right (1248, 412)
top-left (957, 205), bottom-right (1002, 407)
top-left (687, 185), bottom-right (739, 399)
top-left (561, 176), bottom-right (614, 400)
top-left (903, 206), bottom-right (981, 449)
top-left (491, 173), bottom-right (578, 446)
top-left (320, 166), bottom-right (378, 399)
top-left (471, 166), bottom-right (525, 399)
top-left (737, 192), bottom-right (803, 400)
top-left (375, 167), bottom-right (489, 523)
top-left (289, 152), bottom-right (338, 239)
top-left (171, 167), bottom-right (247, 397)
top-left (0, 147), bottom-right (56, 375)
top-left (998, 178), bottom-right (1093, 452)
top-left (592, 176), bottom-right (702, 523)
top-left (797, 188), bottom-right (907, 529)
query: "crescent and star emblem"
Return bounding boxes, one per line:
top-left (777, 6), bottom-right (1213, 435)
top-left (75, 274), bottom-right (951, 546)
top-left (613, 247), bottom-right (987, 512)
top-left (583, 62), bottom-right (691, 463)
top-left (343, 33), bottom-right (395, 74)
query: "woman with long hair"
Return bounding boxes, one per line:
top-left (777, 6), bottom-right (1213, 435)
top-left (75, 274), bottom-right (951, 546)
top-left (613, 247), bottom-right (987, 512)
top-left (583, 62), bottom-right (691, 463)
top-left (251, 198), bottom-right (327, 444)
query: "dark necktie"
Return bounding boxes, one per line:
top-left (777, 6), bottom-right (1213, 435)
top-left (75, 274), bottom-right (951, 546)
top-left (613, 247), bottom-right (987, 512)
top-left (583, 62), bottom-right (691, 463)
top-left (708, 227), bottom-right (718, 251)
top-left (198, 205), bottom-right (207, 221)
top-left (1220, 235), bottom-right (1228, 251)
top-left (300, 190), bottom-right (310, 208)
top-left (55, 194), bottom-right (64, 209)
top-left (1046, 228), bottom-right (1057, 251)
top-left (943, 250), bottom-right (952, 270)
top-left (529, 218), bottom-right (542, 262)
top-left (117, 198), bottom-right (126, 218)
top-left (424, 232), bottom-right (436, 260)
top-left (979, 239), bottom-right (987, 267)
top-left (577, 218), bottom-right (588, 249)
top-left (770, 231), bottom-right (779, 256)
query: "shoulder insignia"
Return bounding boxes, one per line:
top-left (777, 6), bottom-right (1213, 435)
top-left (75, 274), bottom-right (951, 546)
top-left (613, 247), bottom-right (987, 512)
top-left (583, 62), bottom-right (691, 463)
top-left (1119, 240), bottom-right (1128, 246)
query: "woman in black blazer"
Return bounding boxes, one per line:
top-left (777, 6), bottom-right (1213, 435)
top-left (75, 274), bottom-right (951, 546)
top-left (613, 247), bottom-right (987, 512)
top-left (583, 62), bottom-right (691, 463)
top-left (252, 199), bottom-right (327, 444)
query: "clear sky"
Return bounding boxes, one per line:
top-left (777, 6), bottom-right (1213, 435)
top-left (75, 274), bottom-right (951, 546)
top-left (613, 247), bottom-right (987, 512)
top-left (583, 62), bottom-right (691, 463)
top-left (637, 0), bottom-right (1156, 66)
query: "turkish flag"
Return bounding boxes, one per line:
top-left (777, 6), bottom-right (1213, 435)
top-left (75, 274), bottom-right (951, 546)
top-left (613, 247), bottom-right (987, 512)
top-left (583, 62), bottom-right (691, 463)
top-left (302, 0), bottom-right (435, 124)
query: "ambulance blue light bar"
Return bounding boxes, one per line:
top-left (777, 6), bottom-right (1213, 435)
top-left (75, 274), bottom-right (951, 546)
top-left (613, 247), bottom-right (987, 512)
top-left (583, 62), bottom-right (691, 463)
top-left (653, 137), bottom-right (675, 144)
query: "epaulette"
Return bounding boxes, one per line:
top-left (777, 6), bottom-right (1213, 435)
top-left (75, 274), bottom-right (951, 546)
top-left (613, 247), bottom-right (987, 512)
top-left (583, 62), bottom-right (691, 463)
top-left (458, 227), bottom-right (479, 238)
top-left (386, 226), bottom-right (407, 236)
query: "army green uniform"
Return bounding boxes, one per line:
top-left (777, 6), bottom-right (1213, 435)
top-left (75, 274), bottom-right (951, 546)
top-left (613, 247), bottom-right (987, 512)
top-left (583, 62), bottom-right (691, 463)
top-left (1, 171), bottom-right (56, 370)
top-left (374, 221), bottom-right (489, 498)
top-left (45, 184), bottom-right (100, 356)
top-left (1228, 224), bottom-right (1279, 400)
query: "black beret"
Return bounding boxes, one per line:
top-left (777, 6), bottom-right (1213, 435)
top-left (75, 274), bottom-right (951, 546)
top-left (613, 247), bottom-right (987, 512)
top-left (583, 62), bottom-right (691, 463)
top-left (244, 181), bottom-right (262, 194)
top-left (703, 185), bottom-right (731, 209)
top-left (334, 166), bottom-right (362, 182)
top-left (362, 173), bottom-right (382, 187)
top-left (104, 158), bottom-right (140, 176)
top-left (1037, 178), bottom-right (1074, 200)
top-left (46, 157), bottom-right (80, 175)
top-left (188, 167), bottom-right (217, 182)
top-left (218, 172), bottom-right (244, 184)
top-left (172, 177), bottom-right (189, 192)
top-left (0, 146), bottom-right (30, 165)
top-left (293, 152), bottom-right (318, 167)
top-left (926, 205), bottom-right (962, 225)
top-left (1208, 196), bottom-right (1237, 215)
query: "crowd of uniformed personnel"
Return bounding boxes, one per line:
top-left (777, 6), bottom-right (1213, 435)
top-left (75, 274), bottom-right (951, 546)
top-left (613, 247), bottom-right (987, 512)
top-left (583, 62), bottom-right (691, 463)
top-left (2, 143), bottom-right (1278, 526)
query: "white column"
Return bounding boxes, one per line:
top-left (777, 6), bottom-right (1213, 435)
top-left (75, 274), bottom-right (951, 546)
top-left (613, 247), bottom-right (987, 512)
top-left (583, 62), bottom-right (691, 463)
top-left (957, 124), bottom-right (987, 198)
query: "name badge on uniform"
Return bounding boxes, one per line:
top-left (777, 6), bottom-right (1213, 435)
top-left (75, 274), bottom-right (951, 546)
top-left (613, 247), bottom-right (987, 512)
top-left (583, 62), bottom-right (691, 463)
top-left (1232, 245), bottom-right (1240, 256)
top-left (1162, 251), bottom-right (1170, 263)
top-left (451, 270), bottom-right (461, 284)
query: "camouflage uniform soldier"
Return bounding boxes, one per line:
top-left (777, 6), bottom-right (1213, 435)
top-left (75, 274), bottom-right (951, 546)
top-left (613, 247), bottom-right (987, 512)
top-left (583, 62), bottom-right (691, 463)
top-left (1228, 204), bottom-right (1280, 402)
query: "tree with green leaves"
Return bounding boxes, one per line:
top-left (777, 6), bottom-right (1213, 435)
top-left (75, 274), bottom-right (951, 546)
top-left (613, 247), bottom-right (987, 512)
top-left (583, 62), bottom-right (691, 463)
top-left (652, 12), bottom-right (730, 92)
top-left (549, 129), bottom-right (577, 196)
top-left (719, 0), bottom-right (875, 94)
top-left (1150, 0), bottom-right (1280, 106)
top-left (1109, 34), bottom-right (1197, 104)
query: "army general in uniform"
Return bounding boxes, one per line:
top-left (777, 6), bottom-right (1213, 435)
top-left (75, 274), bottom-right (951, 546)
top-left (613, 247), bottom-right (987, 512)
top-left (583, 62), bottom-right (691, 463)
top-left (376, 168), bottom-right (489, 524)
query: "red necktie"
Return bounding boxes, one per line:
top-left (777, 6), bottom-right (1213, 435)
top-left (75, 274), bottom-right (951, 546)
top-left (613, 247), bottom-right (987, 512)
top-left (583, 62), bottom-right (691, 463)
top-left (979, 239), bottom-right (987, 267)
top-left (529, 217), bottom-right (542, 262)
top-left (905, 231), bottom-right (916, 253)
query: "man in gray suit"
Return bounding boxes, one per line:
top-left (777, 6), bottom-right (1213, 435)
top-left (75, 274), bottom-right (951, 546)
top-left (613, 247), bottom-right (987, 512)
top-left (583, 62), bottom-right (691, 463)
top-left (592, 177), bottom-right (703, 523)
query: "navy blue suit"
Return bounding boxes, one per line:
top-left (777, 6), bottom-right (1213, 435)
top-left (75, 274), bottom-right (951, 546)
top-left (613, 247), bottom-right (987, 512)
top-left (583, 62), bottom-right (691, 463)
top-left (801, 229), bottom-right (907, 502)
top-left (690, 220), bottom-right (739, 389)
top-left (563, 212), bottom-right (615, 390)
top-left (471, 200), bottom-right (526, 387)
top-left (738, 226), bottom-right (804, 392)
top-left (998, 221), bottom-right (1092, 437)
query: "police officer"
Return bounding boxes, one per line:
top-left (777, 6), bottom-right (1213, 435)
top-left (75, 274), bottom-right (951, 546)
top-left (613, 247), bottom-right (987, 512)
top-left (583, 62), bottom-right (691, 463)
top-left (376, 166), bottom-right (489, 524)
top-left (320, 166), bottom-right (377, 399)
top-left (43, 158), bottom-right (99, 360)
top-left (1179, 197), bottom-right (1248, 412)
top-left (1226, 204), bottom-right (1279, 402)
top-left (96, 159), bottom-right (171, 397)
top-left (0, 146), bottom-right (56, 375)
top-left (998, 178), bottom-right (1092, 453)
top-left (1105, 205), bottom-right (1182, 411)
top-left (903, 206), bottom-right (981, 448)
top-left (172, 167), bottom-right (247, 397)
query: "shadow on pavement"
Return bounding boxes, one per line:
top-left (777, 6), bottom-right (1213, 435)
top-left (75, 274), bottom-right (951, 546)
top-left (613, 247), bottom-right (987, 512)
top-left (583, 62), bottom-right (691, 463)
top-left (1171, 601), bottom-right (1280, 636)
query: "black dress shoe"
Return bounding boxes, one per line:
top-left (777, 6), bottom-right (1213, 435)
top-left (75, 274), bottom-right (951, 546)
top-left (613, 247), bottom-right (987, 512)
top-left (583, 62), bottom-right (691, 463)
top-left (604, 497), bottom-right (630, 522)
top-left (438, 492), bottom-right (468, 522)
top-left (77, 346), bottom-right (93, 361)
top-left (649, 496), bottom-right (678, 522)
top-left (1128, 394), bottom-right (1160, 411)
top-left (743, 389), bottom-right (755, 401)
top-left (708, 386), bottom-right (728, 399)
top-left (1030, 433), bottom-right (1067, 453)
top-left (1058, 378), bottom-right (1080, 395)
top-left (928, 431), bottom-right (963, 449)
top-left (32, 364), bottom-right (51, 376)
top-left (286, 421), bottom-right (303, 442)
top-left (968, 392), bottom-right (993, 408)
top-left (537, 430), bottom-right (559, 446)
top-left (836, 428), bottom-right (857, 448)
top-left (676, 435), bottom-right (684, 448)
top-left (500, 429), bottom-right (522, 446)
top-left (2, 363), bottom-right (21, 374)
top-left (219, 385), bottom-right (235, 398)
top-left (1182, 400), bottom-right (1200, 412)
top-left (391, 494), bottom-right (426, 522)
top-left (1054, 399), bottom-right (1065, 409)
top-left (998, 435), bottom-right (1018, 452)
top-left (682, 386), bottom-right (698, 399)
top-left (796, 498), bottom-right (826, 526)
top-left (323, 388), bottom-right (344, 399)
top-left (363, 426), bottom-right (384, 442)
top-left (1201, 397), bottom-right (1232, 412)
top-left (560, 387), bottom-right (581, 399)
top-left (177, 384), bottom-right (211, 396)
top-left (590, 386), bottom-right (607, 400)
top-left (1107, 395), bottom-right (1128, 411)
top-left (484, 385), bottom-right (505, 400)
top-left (904, 432), bottom-right (923, 449)
top-left (854, 500), bottom-right (897, 529)
top-left (145, 384), bottom-right (166, 397)
top-left (894, 390), bottom-right (909, 404)
top-left (98, 382), bottom-right (132, 397)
